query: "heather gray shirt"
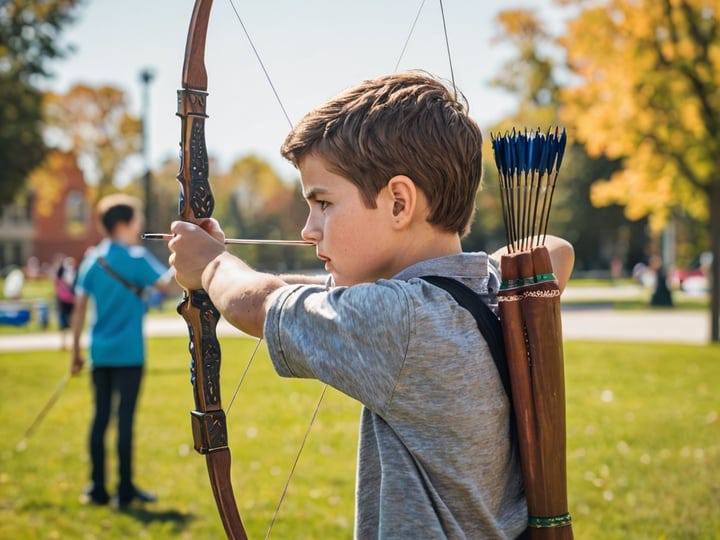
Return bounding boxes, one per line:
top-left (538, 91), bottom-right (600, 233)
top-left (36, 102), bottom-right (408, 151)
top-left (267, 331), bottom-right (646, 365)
top-left (264, 252), bottom-right (527, 539)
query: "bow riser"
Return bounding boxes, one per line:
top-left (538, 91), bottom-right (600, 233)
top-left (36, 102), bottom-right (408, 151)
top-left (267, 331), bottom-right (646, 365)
top-left (176, 1), bottom-right (248, 538)
top-left (177, 90), bottom-right (213, 219)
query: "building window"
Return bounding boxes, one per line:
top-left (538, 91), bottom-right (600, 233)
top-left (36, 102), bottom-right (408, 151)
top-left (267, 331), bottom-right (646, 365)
top-left (66, 191), bottom-right (87, 237)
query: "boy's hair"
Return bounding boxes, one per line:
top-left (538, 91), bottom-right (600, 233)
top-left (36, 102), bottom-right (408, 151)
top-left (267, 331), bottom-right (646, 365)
top-left (96, 194), bottom-right (141, 236)
top-left (281, 70), bottom-right (483, 236)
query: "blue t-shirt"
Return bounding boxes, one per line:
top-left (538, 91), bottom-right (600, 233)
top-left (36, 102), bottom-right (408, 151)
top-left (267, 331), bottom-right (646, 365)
top-left (75, 239), bottom-right (167, 367)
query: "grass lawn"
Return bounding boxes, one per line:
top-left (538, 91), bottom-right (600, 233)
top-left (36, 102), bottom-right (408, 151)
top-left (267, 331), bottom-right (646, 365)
top-left (0, 338), bottom-right (719, 538)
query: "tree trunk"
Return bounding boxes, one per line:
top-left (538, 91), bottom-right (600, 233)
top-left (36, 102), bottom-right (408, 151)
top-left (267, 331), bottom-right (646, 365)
top-left (710, 182), bottom-right (720, 343)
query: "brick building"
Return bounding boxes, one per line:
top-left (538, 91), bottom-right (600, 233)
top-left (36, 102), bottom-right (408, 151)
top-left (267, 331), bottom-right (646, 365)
top-left (0, 151), bottom-right (100, 273)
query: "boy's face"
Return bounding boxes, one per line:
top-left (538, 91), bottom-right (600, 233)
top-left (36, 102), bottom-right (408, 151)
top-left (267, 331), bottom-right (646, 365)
top-left (299, 155), bottom-right (401, 287)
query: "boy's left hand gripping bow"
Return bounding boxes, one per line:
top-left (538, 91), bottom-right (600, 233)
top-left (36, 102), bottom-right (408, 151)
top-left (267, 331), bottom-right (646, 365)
top-left (176, 1), bottom-right (248, 538)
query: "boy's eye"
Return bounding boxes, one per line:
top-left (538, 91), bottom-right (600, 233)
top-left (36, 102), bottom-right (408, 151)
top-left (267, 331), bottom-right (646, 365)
top-left (318, 200), bottom-right (330, 210)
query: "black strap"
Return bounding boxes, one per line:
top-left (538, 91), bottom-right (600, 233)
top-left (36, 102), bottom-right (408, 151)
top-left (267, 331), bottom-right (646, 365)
top-left (420, 276), bottom-right (512, 400)
top-left (97, 257), bottom-right (144, 299)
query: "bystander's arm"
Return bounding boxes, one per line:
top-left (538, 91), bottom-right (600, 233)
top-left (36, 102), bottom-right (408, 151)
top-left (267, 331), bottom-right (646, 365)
top-left (70, 294), bottom-right (88, 376)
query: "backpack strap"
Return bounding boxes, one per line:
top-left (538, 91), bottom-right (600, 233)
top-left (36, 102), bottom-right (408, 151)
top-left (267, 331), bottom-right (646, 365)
top-left (420, 275), bottom-right (511, 400)
top-left (97, 257), bottom-right (145, 299)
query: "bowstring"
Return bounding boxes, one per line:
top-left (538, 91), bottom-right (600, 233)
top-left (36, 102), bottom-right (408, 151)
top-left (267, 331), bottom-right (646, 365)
top-left (223, 2), bottom-right (459, 535)
top-left (394, 0), bottom-right (427, 71)
top-left (224, 1), bottom-right (327, 535)
top-left (394, 0), bottom-right (457, 99)
top-left (438, 0), bottom-right (457, 99)
top-left (226, 337), bottom-right (262, 415)
top-left (226, 0), bottom-right (293, 128)
top-left (265, 385), bottom-right (328, 540)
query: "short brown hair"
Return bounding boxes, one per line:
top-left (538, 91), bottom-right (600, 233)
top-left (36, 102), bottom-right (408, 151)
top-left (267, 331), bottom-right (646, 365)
top-left (96, 193), bottom-right (141, 235)
top-left (281, 70), bottom-right (483, 236)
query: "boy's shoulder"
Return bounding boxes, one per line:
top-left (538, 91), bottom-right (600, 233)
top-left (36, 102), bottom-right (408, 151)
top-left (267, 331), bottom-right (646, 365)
top-left (393, 252), bottom-right (497, 286)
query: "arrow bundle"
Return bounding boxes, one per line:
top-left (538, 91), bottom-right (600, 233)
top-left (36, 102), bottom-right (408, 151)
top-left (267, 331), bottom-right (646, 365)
top-left (491, 127), bottom-right (566, 253)
top-left (490, 127), bottom-right (573, 539)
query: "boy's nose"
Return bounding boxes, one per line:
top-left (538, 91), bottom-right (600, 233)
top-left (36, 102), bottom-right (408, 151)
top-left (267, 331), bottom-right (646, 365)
top-left (301, 214), bottom-right (322, 243)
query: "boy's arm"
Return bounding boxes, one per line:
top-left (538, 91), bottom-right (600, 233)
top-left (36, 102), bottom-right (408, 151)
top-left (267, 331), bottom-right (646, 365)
top-left (543, 236), bottom-right (574, 292)
top-left (169, 219), bottom-right (288, 339)
top-left (69, 294), bottom-right (88, 375)
top-left (492, 235), bottom-right (574, 293)
top-left (277, 273), bottom-right (327, 286)
top-left (201, 252), bottom-right (287, 338)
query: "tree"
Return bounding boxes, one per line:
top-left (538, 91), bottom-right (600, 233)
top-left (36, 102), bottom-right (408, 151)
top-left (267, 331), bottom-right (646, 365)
top-left (560, 0), bottom-right (720, 341)
top-left (0, 0), bottom-right (83, 205)
top-left (44, 84), bottom-right (142, 203)
top-left (222, 155), bottom-right (318, 271)
top-left (485, 8), bottom-right (649, 272)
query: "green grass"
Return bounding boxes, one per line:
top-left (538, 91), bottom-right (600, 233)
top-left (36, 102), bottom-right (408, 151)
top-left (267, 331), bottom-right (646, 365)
top-left (564, 342), bottom-right (720, 539)
top-left (0, 338), bottom-right (360, 539)
top-left (1, 338), bottom-right (719, 538)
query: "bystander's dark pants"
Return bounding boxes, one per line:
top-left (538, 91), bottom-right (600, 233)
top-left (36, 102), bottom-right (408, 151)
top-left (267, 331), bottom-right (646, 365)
top-left (89, 366), bottom-right (143, 500)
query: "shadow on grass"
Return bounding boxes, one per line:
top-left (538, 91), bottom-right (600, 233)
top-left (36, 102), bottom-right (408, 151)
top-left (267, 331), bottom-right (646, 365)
top-left (117, 505), bottom-right (194, 530)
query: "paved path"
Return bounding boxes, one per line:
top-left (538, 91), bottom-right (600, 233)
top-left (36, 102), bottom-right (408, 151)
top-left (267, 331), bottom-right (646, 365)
top-left (0, 305), bottom-right (711, 352)
top-left (560, 306), bottom-right (708, 344)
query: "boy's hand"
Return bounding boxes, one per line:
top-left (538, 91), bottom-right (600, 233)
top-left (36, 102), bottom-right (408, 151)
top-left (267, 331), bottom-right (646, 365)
top-left (168, 219), bottom-right (227, 290)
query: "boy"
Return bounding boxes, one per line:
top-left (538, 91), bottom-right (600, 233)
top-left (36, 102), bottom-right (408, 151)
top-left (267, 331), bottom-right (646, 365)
top-left (169, 71), bottom-right (573, 538)
top-left (71, 194), bottom-right (176, 508)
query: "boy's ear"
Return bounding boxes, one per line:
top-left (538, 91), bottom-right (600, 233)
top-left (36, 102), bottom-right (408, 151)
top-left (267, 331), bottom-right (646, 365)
top-left (386, 175), bottom-right (417, 227)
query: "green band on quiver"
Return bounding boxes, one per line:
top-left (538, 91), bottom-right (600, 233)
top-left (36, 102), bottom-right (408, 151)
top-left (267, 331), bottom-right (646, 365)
top-left (500, 279), bottom-right (519, 290)
top-left (535, 272), bottom-right (556, 283)
top-left (528, 513), bottom-right (572, 528)
top-left (500, 277), bottom-right (535, 290)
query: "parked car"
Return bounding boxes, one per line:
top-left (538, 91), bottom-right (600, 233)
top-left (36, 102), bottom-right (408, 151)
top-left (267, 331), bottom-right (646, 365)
top-left (669, 252), bottom-right (712, 293)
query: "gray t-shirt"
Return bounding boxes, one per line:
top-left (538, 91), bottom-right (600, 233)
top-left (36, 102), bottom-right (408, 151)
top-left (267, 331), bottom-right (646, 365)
top-left (264, 252), bottom-right (527, 539)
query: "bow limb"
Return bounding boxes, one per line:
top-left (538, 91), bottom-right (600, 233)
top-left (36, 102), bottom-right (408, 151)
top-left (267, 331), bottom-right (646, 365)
top-left (176, 1), bottom-right (248, 538)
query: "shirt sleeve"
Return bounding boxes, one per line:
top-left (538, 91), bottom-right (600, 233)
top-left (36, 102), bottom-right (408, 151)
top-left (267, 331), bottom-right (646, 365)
top-left (129, 246), bottom-right (168, 287)
top-left (264, 280), bottom-right (413, 415)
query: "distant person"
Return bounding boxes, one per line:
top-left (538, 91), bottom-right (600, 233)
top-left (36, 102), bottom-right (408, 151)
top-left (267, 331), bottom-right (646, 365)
top-left (54, 256), bottom-right (77, 350)
top-left (649, 255), bottom-right (673, 307)
top-left (70, 194), bottom-right (175, 509)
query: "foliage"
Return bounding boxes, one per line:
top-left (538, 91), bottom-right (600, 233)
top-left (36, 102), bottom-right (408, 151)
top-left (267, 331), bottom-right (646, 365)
top-left (146, 153), bottom-right (321, 272)
top-left (221, 156), bottom-right (319, 272)
top-left (43, 84), bottom-right (142, 203)
top-left (0, 0), bottom-right (83, 205)
top-left (560, 0), bottom-right (719, 230)
top-left (491, 9), bottom-right (562, 112)
top-left (559, 0), bottom-right (720, 340)
top-left (0, 338), bottom-right (718, 538)
top-left (487, 8), bottom-right (650, 272)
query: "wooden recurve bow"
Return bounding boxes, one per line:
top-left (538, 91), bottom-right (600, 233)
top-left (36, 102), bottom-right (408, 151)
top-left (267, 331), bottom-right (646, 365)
top-left (176, 1), bottom-right (248, 538)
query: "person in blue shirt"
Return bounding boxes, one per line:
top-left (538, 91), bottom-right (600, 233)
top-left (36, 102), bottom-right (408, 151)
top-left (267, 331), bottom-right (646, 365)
top-left (70, 194), bottom-right (175, 509)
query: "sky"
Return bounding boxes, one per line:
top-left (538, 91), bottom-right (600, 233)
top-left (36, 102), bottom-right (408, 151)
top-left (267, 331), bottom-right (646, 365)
top-left (43, 0), bottom-right (565, 183)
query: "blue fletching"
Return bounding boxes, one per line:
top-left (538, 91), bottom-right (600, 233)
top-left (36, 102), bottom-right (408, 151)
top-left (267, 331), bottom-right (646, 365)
top-left (547, 132), bottom-right (558, 174)
top-left (538, 133), bottom-right (550, 174)
top-left (556, 128), bottom-right (567, 170)
top-left (518, 133), bottom-right (527, 174)
top-left (491, 134), bottom-right (500, 167)
top-left (532, 130), bottom-right (543, 171)
top-left (504, 135), bottom-right (513, 177)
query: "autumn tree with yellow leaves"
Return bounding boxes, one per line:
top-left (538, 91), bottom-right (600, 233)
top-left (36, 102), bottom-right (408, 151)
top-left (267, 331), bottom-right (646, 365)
top-left (487, 7), bottom-right (649, 273)
top-left (43, 84), bottom-right (142, 204)
top-left (560, 0), bottom-right (720, 341)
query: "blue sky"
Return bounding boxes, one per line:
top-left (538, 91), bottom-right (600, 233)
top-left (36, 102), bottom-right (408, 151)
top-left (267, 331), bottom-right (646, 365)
top-left (43, 0), bottom-right (563, 183)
